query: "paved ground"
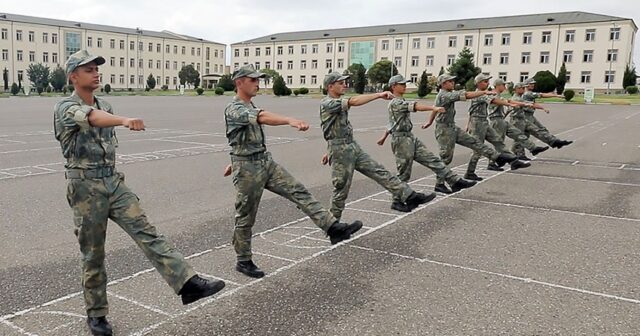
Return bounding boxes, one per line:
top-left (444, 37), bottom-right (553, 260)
top-left (0, 94), bottom-right (639, 335)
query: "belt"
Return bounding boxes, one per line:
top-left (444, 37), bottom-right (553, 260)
top-left (489, 115), bottom-right (504, 120)
top-left (391, 131), bottom-right (413, 137)
top-left (65, 166), bottom-right (115, 179)
top-left (436, 122), bottom-right (456, 127)
top-left (471, 115), bottom-right (489, 120)
top-left (327, 138), bottom-right (353, 146)
top-left (230, 152), bottom-right (271, 161)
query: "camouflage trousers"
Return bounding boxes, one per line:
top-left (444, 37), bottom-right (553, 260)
top-left (435, 123), bottom-right (500, 184)
top-left (467, 118), bottom-right (510, 173)
top-left (510, 116), bottom-right (558, 157)
top-left (231, 152), bottom-right (336, 261)
top-left (66, 171), bottom-right (195, 317)
top-left (390, 132), bottom-right (459, 201)
top-left (328, 141), bottom-right (413, 220)
top-left (488, 117), bottom-right (539, 166)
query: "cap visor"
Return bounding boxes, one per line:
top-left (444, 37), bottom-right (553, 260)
top-left (79, 55), bottom-right (106, 67)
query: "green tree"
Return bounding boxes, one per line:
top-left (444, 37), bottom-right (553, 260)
top-left (49, 67), bottom-right (66, 92)
top-left (178, 64), bottom-right (200, 87)
top-left (623, 64), bottom-right (637, 89)
top-left (272, 75), bottom-right (290, 96)
top-left (26, 63), bottom-right (50, 92)
top-left (417, 71), bottom-right (432, 98)
top-left (446, 48), bottom-right (481, 87)
top-left (438, 66), bottom-right (445, 76)
top-left (146, 74), bottom-right (156, 90)
top-left (345, 63), bottom-right (367, 94)
top-left (556, 62), bottom-right (567, 94)
top-left (260, 68), bottom-right (280, 86)
top-left (10, 82), bottom-right (19, 95)
top-left (532, 70), bottom-right (557, 92)
top-left (104, 83), bottom-right (111, 94)
top-left (367, 60), bottom-right (397, 86)
top-left (217, 74), bottom-right (235, 91)
top-left (2, 68), bottom-right (8, 91)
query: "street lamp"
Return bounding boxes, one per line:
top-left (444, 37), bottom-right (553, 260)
top-left (607, 22), bottom-right (618, 95)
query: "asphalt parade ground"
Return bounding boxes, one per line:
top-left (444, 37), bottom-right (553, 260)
top-left (1, 95), bottom-right (639, 335)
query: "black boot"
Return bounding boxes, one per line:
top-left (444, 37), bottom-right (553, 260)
top-left (510, 159), bottom-right (531, 170)
top-left (391, 201), bottom-right (413, 212)
top-left (530, 146), bottom-right (549, 156)
top-left (327, 220), bottom-right (363, 244)
top-left (179, 274), bottom-right (226, 305)
top-left (450, 179), bottom-right (477, 192)
top-left (434, 183), bottom-right (453, 194)
top-left (406, 191), bottom-right (436, 210)
top-left (495, 153), bottom-right (518, 167)
top-left (87, 316), bottom-right (113, 336)
top-left (555, 139), bottom-right (573, 148)
top-left (487, 162), bottom-right (504, 171)
top-left (235, 260), bottom-right (265, 278)
top-left (463, 172), bottom-right (483, 181)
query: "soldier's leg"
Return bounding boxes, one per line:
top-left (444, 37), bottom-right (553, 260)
top-left (485, 124), bottom-right (509, 153)
top-left (505, 122), bottom-right (538, 151)
top-left (531, 115), bottom-right (550, 132)
top-left (107, 173), bottom-right (197, 293)
top-left (264, 160), bottom-right (336, 232)
top-left (488, 119), bottom-right (508, 168)
top-left (353, 143), bottom-right (413, 203)
top-left (455, 126), bottom-right (500, 161)
top-left (413, 138), bottom-right (460, 185)
top-left (390, 136), bottom-right (414, 202)
top-left (510, 118), bottom-right (528, 157)
top-left (526, 120), bottom-right (558, 145)
top-left (467, 120), bottom-right (488, 175)
top-left (435, 125), bottom-right (457, 185)
top-left (329, 144), bottom-right (357, 221)
top-left (67, 179), bottom-right (111, 317)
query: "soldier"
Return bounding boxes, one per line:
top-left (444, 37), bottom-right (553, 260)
top-left (511, 83), bottom-right (573, 159)
top-left (225, 65), bottom-right (363, 278)
top-left (485, 79), bottom-right (549, 171)
top-left (376, 74), bottom-right (476, 198)
top-left (423, 74), bottom-right (522, 192)
top-left (321, 72), bottom-right (435, 218)
top-left (464, 74), bottom-right (536, 179)
top-left (54, 50), bottom-right (224, 336)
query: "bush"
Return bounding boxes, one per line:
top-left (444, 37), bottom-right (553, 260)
top-left (196, 87), bottom-right (204, 95)
top-left (104, 84), bottom-right (111, 94)
top-left (465, 78), bottom-right (476, 91)
top-left (144, 87), bottom-right (151, 92)
top-left (214, 87), bottom-right (224, 95)
top-left (36, 86), bottom-right (44, 95)
top-left (10, 82), bottom-right (19, 95)
top-left (625, 86), bottom-right (638, 94)
top-left (298, 87), bottom-right (309, 95)
top-left (66, 85), bottom-right (75, 93)
top-left (46, 86), bottom-right (52, 93)
top-left (273, 76), bottom-right (290, 96)
top-left (532, 70), bottom-right (557, 93)
top-left (62, 86), bottom-right (67, 94)
top-left (563, 89), bottom-right (575, 101)
top-left (161, 85), bottom-right (168, 91)
top-left (284, 87), bottom-right (292, 96)
top-left (293, 89), bottom-right (300, 96)
top-left (127, 88), bottom-right (133, 92)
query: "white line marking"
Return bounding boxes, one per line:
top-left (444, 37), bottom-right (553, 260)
top-left (366, 197), bottom-right (392, 203)
top-left (106, 291), bottom-right (173, 317)
top-left (571, 160), bottom-right (580, 165)
top-left (619, 164), bottom-right (626, 170)
top-left (1, 319), bottom-right (38, 336)
top-left (624, 112), bottom-right (640, 120)
top-left (508, 172), bottom-right (640, 187)
top-left (252, 252), bottom-right (297, 263)
top-left (345, 207), bottom-right (399, 217)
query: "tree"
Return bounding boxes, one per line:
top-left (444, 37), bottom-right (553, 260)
top-left (2, 68), bottom-right (8, 91)
top-left (417, 71), bottom-right (432, 98)
top-left (623, 64), bottom-right (637, 89)
top-left (146, 74), bottom-right (156, 90)
top-left (49, 67), bottom-right (66, 92)
top-left (345, 63), bottom-right (367, 94)
top-left (438, 66), bottom-right (445, 76)
top-left (556, 62), bottom-right (567, 94)
top-left (10, 82), bottom-right (19, 95)
top-left (217, 74), bottom-right (235, 91)
top-left (272, 75), bottom-right (290, 96)
top-left (446, 48), bottom-right (481, 87)
top-left (532, 70), bottom-right (557, 93)
top-left (260, 68), bottom-right (280, 86)
top-left (178, 64), bottom-right (200, 88)
top-left (104, 83), bottom-right (111, 94)
top-left (26, 63), bottom-right (50, 92)
top-left (367, 60), bottom-right (397, 86)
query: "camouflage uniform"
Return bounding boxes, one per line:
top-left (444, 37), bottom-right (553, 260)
top-left (523, 90), bottom-right (550, 131)
top-left (434, 89), bottom-right (501, 184)
top-left (387, 97), bottom-right (460, 200)
top-left (54, 93), bottom-right (195, 318)
top-left (488, 99), bottom-right (540, 152)
top-left (226, 96), bottom-right (336, 261)
top-left (510, 93), bottom-right (559, 156)
top-left (466, 93), bottom-right (511, 174)
top-left (321, 96), bottom-right (413, 220)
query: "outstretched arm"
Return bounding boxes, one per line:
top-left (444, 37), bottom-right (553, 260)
top-left (415, 103), bottom-right (445, 113)
top-left (257, 110), bottom-right (309, 130)
top-left (531, 103), bottom-right (550, 113)
top-left (348, 91), bottom-right (394, 107)
top-left (377, 130), bottom-right (390, 145)
top-left (422, 110), bottom-right (438, 129)
top-left (88, 109), bottom-right (145, 130)
top-left (539, 92), bottom-right (563, 99)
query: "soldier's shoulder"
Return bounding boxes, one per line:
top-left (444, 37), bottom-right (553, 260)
top-left (54, 95), bottom-right (80, 113)
top-left (95, 96), bottom-right (113, 111)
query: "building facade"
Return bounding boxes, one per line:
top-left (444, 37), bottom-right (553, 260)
top-left (0, 13), bottom-right (226, 90)
top-left (231, 12), bottom-right (637, 92)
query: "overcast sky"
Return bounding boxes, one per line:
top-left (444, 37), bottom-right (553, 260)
top-left (3, 0), bottom-right (639, 65)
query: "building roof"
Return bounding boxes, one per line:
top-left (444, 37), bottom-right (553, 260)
top-left (0, 12), bottom-right (224, 45)
top-left (234, 11), bottom-right (635, 45)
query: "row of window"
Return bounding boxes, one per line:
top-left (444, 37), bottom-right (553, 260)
top-left (2, 49), bottom-right (59, 63)
top-left (103, 74), bottom-right (182, 86)
top-left (480, 49), bottom-right (618, 66)
top-left (234, 42), bottom-right (347, 58)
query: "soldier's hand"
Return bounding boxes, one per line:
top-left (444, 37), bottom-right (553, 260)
top-left (376, 137), bottom-right (386, 146)
top-left (544, 108), bottom-right (550, 114)
top-left (421, 121), bottom-right (433, 129)
top-left (378, 92), bottom-right (394, 100)
top-left (486, 90), bottom-right (497, 95)
top-left (321, 153), bottom-right (329, 165)
top-left (223, 164), bottom-right (232, 177)
top-left (434, 107), bottom-right (445, 113)
top-left (289, 119), bottom-right (309, 131)
top-left (124, 118), bottom-right (145, 131)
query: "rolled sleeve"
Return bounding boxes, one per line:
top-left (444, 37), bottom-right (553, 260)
top-left (407, 101), bottom-right (417, 112)
top-left (64, 104), bottom-right (92, 129)
top-left (340, 98), bottom-right (350, 112)
top-left (226, 104), bottom-right (258, 126)
top-left (457, 90), bottom-right (467, 101)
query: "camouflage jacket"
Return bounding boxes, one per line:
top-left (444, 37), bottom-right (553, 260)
top-left (387, 97), bottom-right (417, 133)
top-left (224, 96), bottom-right (267, 156)
top-left (320, 96), bottom-right (353, 141)
top-left (434, 90), bottom-right (466, 124)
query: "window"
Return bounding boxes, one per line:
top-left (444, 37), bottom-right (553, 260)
top-left (288, 45), bottom-right (294, 54)
top-left (87, 37), bottom-right (93, 47)
top-left (381, 40), bottom-right (389, 50)
top-left (173, 61), bottom-right (178, 70)
top-left (277, 46), bottom-right (283, 55)
top-left (326, 59), bottom-right (332, 69)
top-left (265, 47), bottom-right (271, 56)
top-left (1, 49), bottom-right (8, 61)
top-left (394, 56), bottom-right (402, 67)
top-left (311, 60), bottom-right (318, 69)
top-left (448, 36), bottom-right (457, 48)
top-left (565, 30), bottom-right (575, 42)
top-left (337, 59), bottom-right (344, 68)
top-left (129, 41), bottom-right (134, 50)
top-left (174, 45), bottom-right (178, 54)
top-left (326, 43), bottom-right (333, 53)
top-left (138, 75), bottom-right (144, 85)
top-left (498, 72), bottom-right (507, 81)
top-left (580, 71), bottom-right (591, 83)
top-left (426, 55), bottom-right (434, 66)
top-left (165, 60), bottom-right (170, 69)
top-left (29, 51), bottom-right (35, 62)
top-left (501, 33), bottom-right (510, 45)
top-left (139, 42), bottom-right (143, 51)
top-left (447, 55), bottom-right (455, 66)
top-left (540, 51), bottom-right (550, 64)
top-left (287, 60), bottom-right (293, 70)
top-left (312, 44), bottom-right (318, 53)
top-left (52, 53), bottom-right (58, 64)
top-left (483, 34), bottom-right (493, 46)
top-left (130, 75), bottom-right (135, 84)
top-left (522, 32), bottom-right (532, 44)
top-left (610, 27), bottom-right (620, 40)
top-left (583, 50), bottom-right (594, 62)
top-left (97, 38), bottom-right (102, 48)
top-left (148, 42), bottom-right (153, 52)
top-left (565, 71), bottom-right (571, 83)
top-left (585, 29), bottom-right (596, 41)
top-left (563, 51), bottom-right (573, 63)
top-left (234, 49), bottom-right (239, 57)
top-left (197, 48), bottom-right (200, 56)
top-left (254, 62), bottom-right (260, 70)
top-left (276, 61), bottom-right (282, 70)
top-left (165, 45), bottom-right (170, 53)
top-left (311, 75), bottom-right (317, 85)
top-left (157, 44), bottom-right (161, 53)
top-left (52, 33), bottom-right (58, 44)
top-left (157, 60), bottom-right (161, 69)
top-left (410, 73), bottom-right (418, 83)
top-left (265, 61), bottom-right (271, 69)
top-left (541, 31), bottom-right (551, 43)
top-left (243, 48), bottom-right (249, 57)
top-left (605, 70), bottom-right (615, 83)
top-left (300, 60), bottom-right (306, 69)
top-left (411, 56), bottom-right (419, 67)
top-left (28, 31), bottom-right (34, 42)
top-left (110, 39), bottom-right (115, 49)
top-left (395, 39), bottom-right (402, 50)
top-left (412, 38), bottom-right (420, 49)
top-left (1, 28), bottom-right (7, 40)
top-left (16, 30), bottom-right (23, 41)
top-left (110, 74), bottom-right (115, 84)
top-left (130, 58), bottom-right (135, 67)
top-left (521, 52), bottom-right (530, 64)
top-left (607, 49), bottom-right (618, 62)
top-left (121, 57), bottom-right (125, 67)
top-left (519, 72), bottom-right (529, 83)
top-left (482, 53), bottom-right (492, 65)
top-left (338, 43), bottom-right (345, 52)
top-left (464, 35), bottom-right (473, 47)
top-left (120, 40), bottom-right (125, 50)
top-left (109, 57), bottom-right (115, 67)
top-left (499, 53), bottom-right (509, 65)
top-left (42, 32), bottom-right (48, 43)
top-left (300, 75), bottom-right (306, 85)
top-left (120, 75), bottom-right (125, 84)
top-left (427, 37), bottom-right (435, 49)
top-left (148, 59), bottom-right (153, 68)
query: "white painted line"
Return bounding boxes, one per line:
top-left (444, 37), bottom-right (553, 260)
top-left (350, 245), bottom-right (640, 306)
top-left (571, 160), bottom-right (580, 165)
top-left (153, 139), bottom-right (218, 146)
top-left (1, 319), bottom-right (38, 336)
top-left (602, 143), bottom-right (607, 146)
top-left (451, 197), bottom-right (640, 223)
top-left (508, 172), bottom-right (640, 187)
top-left (252, 252), bottom-right (297, 263)
top-left (619, 164), bottom-right (626, 170)
top-left (409, 183), bottom-right (435, 188)
top-left (345, 207), bottom-right (399, 217)
top-left (106, 291), bottom-right (173, 317)
top-left (196, 273), bottom-right (243, 287)
top-left (624, 112), bottom-right (640, 120)
top-left (366, 197), bottom-right (392, 203)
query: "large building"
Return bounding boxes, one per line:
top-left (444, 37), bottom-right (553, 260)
top-left (0, 13), bottom-right (226, 90)
top-left (231, 11), bottom-right (637, 92)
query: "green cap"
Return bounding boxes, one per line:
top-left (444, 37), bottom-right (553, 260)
top-left (514, 82), bottom-right (526, 89)
top-left (65, 50), bottom-right (105, 76)
top-left (323, 72), bottom-right (349, 87)
top-left (388, 74), bottom-right (409, 86)
top-left (232, 64), bottom-right (267, 80)
top-left (524, 78), bottom-right (536, 85)
top-left (437, 74), bottom-right (456, 85)
top-left (474, 73), bottom-right (492, 84)
top-left (493, 79), bottom-right (506, 87)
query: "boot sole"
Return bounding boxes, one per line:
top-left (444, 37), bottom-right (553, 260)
top-left (235, 265), bottom-right (265, 279)
top-left (330, 221), bottom-right (364, 244)
top-left (511, 162), bottom-right (531, 170)
top-left (407, 193), bottom-right (437, 210)
top-left (531, 147), bottom-right (549, 156)
top-left (181, 280), bottom-right (226, 305)
top-left (451, 181), bottom-right (477, 193)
